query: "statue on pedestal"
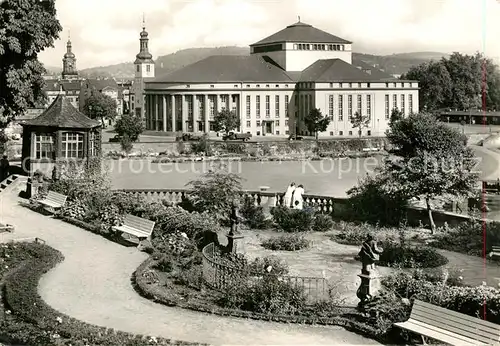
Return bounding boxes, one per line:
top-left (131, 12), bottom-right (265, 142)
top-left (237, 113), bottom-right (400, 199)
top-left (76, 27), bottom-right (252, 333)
top-left (356, 234), bottom-right (384, 307)
top-left (226, 200), bottom-right (244, 254)
top-left (229, 200), bottom-right (240, 236)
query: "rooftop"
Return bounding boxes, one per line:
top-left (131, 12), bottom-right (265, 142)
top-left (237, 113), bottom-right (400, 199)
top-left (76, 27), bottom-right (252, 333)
top-left (251, 21), bottom-right (351, 46)
top-left (23, 95), bottom-right (101, 129)
top-left (299, 59), bottom-right (396, 82)
top-left (150, 55), bottom-right (294, 84)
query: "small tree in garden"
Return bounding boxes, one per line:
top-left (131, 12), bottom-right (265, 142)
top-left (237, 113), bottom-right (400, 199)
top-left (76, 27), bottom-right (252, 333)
top-left (120, 134), bottom-right (133, 155)
top-left (186, 164), bottom-right (243, 221)
top-left (212, 109), bottom-right (240, 134)
top-left (382, 112), bottom-right (479, 233)
top-left (389, 108), bottom-right (404, 126)
top-left (114, 113), bottom-right (144, 142)
top-left (304, 108), bottom-right (330, 139)
top-left (350, 111), bottom-right (370, 138)
top-left (83, 92), bottom-right (117, 128)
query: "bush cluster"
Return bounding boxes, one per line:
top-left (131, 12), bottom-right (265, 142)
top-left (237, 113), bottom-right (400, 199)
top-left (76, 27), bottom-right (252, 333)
top-left (270, 206), bottom-right (335, 233)
top-left (239, 195), bottom-right (269, 229)
top-left (261, 234), bottom-right (310, 251)
top-left (381, 269), bottom-right (500, 324)
top-left (1, 242), bottom-right (199, 345)
top-left (378, 241), bottom-right (449, 268)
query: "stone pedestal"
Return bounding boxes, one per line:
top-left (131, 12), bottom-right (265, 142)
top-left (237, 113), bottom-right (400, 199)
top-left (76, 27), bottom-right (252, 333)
top-left (226, 233), bottom-right (245, 254)
top-left (356, 270), bottom-right (381, 307)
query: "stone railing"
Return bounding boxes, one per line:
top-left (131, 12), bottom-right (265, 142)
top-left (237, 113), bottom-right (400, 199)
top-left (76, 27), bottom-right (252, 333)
top-left (201, 243), bottom-right (329, 304)
top-left (115, 188), bottom-right (347, 213)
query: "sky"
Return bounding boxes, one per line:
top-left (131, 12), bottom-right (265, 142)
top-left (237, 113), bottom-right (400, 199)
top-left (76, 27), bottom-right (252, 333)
top-left (38, 0), bottom-right (500, 69)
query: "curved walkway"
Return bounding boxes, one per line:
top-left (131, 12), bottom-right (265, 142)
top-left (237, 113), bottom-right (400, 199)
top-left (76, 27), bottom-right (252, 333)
top-left (0, 191), bottom-right (379, 345)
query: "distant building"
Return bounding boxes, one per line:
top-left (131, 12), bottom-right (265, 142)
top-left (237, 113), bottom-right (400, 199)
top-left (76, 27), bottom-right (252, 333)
top-left (62, 33), bottom-right (79, 80)
top-left (132, 19), bottom-right (155, 119)
top-left (42, 79), bottom-right (82, 109)
top-left (143, 19), bottom-right (419, 137)
top-left (117, 80), bottom-right (133, 115)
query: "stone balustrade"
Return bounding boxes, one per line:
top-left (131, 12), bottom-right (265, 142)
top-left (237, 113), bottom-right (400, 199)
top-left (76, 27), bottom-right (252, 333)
top-left (115, 188), bottom-right (347, 213)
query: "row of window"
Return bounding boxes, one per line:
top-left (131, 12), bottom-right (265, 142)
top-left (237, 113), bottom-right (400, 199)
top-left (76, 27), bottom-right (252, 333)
top-left (384, 94), bottom-right (414, 119)
top-left (299, 82), bottom-right (415, 89)
top-left (203, 84), bottom-right (292, 89)
top-left (34, 132), bottom-right (97, 159)
top-left (294, 43), bottom-right (345, 51)
top-left (245, 95), bottom-right (290, 119)
top-left (248, 119), bottom-right (290, 127)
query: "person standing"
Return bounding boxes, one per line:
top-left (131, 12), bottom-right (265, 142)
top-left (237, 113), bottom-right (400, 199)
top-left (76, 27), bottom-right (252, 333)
top-left (283, 182), bottom-right (296, 208)
top-left (292, 184), bottom-right (304, 210)
top-left (0, 155), bottom-right (9, 181)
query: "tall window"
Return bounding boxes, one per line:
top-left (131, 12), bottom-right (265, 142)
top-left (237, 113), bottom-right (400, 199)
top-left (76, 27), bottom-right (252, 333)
top-left (357, 95), bottom-right (362, 115)
top-left (35, 134), bottom-right (54, 159)
top-left (246, 95), bottom-right (251, 119)
top-left (285, 95), bottom-right (289, 117)
top-left (366, 95), bottom-right (371, 118)
top-left (256, 95), bottom-right (261, 118)
top-left (61, 132), bottom-right (83, 159)
top-left (89, 132), bottom-right (96, 157)
top-left (265, 95), bottom-right (270, 118)
top-left (146, 65), bottom-right (151, 72)
top-left (393, 94), bottom-right (397, 110)
top-left (409, 94), bottom-right (413, 114)
top-left (401, 94), bottom-right (405, 115)
top-left (347, 95), bottom-right (353, 117)
top-left (275, 95), bottom-right (280, 117)
top-left (198, 95), bottom-right (204, 118)
top-left (328, 95), bottom-right (334, 119)
top-left (221, 95), bottom-right (228, 110)
top-left (209, 96), bottom-right (215, 118)
top-left (385, 95), bottom-right (390, 119)
top-left (232, 95), bottom-right (237, 113)
top-left (187, 96), bottom-right (193, 120)
top-left (338, 95), bottom-right (343, 121)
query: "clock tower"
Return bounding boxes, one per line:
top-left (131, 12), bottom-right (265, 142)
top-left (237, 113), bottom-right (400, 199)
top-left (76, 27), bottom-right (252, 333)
top-left (62, 31), bottom-right (78, 80)
top-left (132, 16), bottom-right (155, 119)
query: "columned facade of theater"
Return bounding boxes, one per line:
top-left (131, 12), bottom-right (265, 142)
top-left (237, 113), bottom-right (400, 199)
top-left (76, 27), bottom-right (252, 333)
top-left (144, 93), bottom-right (241, 133)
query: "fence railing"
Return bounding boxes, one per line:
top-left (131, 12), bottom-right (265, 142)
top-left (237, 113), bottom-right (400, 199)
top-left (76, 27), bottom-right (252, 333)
top-left (115, 188), bottom-right (347, 213)
top-left (201, 243), bottom-right (329, 303)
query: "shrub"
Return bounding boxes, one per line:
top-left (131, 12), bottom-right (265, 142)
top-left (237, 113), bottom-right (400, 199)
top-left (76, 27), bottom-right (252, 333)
top-left (271, 206), bottom-right (315, 232)
top-left (377, 241), bottom-right (449, 268)
top-left (330, 221), bottom-right (374, 245)
top-left (240, 195), bottom-right (269, 229)
top-left (186, 164), bottom-right (243, 221)
top-left (217, 255), bottom-right (306, 315)
top-left (190, 134), bottom-right (212, 155)
top-left (312, 213), bottom-right (334, 232)
top-left (261, 234), bottom-right (310, 251)
top-left (432, 220), bottom-right (500, 257)
top-left (345, 174), bottom-right (408, 226)
top-left (382, 269), bottom-right (500, 324)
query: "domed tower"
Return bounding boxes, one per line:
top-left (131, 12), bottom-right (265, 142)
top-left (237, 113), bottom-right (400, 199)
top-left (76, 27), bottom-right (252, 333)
top-left (132, 15), bottom-right (155, 119)
top-left (62, 31), bottom-right (78, 80)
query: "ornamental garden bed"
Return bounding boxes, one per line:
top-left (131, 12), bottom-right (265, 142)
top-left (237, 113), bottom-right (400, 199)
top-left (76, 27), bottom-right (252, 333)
top-left (0, 241), bottom-right (201, 346)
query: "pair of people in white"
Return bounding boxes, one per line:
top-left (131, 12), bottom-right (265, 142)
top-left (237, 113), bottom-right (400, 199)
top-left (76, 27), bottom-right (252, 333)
top-left (283, 182), bottom-right (304, 210)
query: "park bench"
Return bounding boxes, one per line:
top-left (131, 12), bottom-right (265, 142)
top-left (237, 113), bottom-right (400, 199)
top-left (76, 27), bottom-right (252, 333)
top-left (394, 299), bottom-right (500, 345)
top-left (490, 245), bottom-right (500, 259)
top-left (112, 214), bottom-right (155, 244)
top-left (38, 191), bottom-right (67, 213)
top-left (362, 147), bottom-right (379, 152)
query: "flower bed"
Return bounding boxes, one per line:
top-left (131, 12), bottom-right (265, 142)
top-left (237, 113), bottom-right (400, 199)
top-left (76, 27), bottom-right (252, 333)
top-left (0, 242), bottom-right (201, 345)
top-left (261, 234), bottom-right (310, 251)
top-left (132, 256), bottom-right (385, 341)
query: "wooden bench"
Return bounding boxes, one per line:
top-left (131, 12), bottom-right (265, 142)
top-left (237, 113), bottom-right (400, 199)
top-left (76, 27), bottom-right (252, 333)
top-left (112, 214), bottom-right (155, 244)
top-left (38, 191), bottom-right (67, 213)
top-left (490, 245), bottom-right (500, 259)
top-left (394, 299), bottom-right (500, 345)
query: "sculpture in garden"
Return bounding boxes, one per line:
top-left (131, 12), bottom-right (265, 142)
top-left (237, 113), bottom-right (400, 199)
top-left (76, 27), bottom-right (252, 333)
top-left (356, 234), bottom-right (384, 306)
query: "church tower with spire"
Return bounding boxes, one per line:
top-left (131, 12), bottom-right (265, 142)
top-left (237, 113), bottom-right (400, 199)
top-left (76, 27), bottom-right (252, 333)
top-left (132, 15), bottom-right (155, 119)
top-left (62, 31), bottom-right (79, 80)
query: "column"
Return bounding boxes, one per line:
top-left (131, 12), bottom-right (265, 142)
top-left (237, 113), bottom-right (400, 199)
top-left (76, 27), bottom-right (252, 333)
top-left (162, 95), bottom-right (167, 132)
top-left (204, 94), bottom-right (209, 133)
top-left (181, 95), bottom-right (188, 132)
top-left (155, 95), bottom-right (159, 131)
top-left (171, 95), bottom-right (176, 132)
top-left (193, 95), bottom-right (199, 132)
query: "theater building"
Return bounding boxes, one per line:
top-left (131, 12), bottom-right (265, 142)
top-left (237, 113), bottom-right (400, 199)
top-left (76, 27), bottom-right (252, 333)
top-left (143, 20), bottom-right (419, 137)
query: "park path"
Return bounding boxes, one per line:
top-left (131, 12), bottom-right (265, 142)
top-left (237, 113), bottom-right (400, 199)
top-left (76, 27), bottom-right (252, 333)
top-left (0, 189), bottom-right (379, 346)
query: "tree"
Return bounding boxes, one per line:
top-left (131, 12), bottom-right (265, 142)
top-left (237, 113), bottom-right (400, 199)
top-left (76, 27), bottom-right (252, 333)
top-left (382, 113), bottom-right (479, 233)
top-left (350, 111), bottom-right (370, 138)
top-left (212, 109), bottom-right (240, 134)
top-left (304, 108), bottom-right (331, 139)
top-left (120, 134), bottom-right (133, 156)
top-left (83, 93), bottom-right (117, 128)
top-left (0, 0), bottom-right (62, 126)
top-left (114, 113), bottom-right (144, 142)
top-left (389, 108), bottom-right (404, 128)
